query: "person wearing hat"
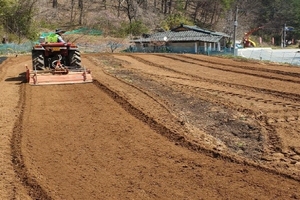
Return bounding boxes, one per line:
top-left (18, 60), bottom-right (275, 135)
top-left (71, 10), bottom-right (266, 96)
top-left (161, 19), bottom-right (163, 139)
top-left (46, 29), bottom-right (66, 43)
top-left (55, 29), bottom-right (66, 43)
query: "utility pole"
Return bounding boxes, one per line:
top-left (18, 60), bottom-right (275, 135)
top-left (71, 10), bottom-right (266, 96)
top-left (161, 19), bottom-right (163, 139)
top-left (233, 6), bottom-right (238, 56)
top-left (283, 23), bottom-right (286, 48)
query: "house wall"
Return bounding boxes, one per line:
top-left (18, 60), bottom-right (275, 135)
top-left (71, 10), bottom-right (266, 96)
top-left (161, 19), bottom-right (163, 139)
top-left (133, 41), bottom-right (223, 54)
top-left (167, 42), bottom-right (196, 53)
top-left (133, 43), bottom-right (169, 52)
top-left (169, 42), bottom-right (219, 53)
top-left (134, 43), bottom-right (148, 52)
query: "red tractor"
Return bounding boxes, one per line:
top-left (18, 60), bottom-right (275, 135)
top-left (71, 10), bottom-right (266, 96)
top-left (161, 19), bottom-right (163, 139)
top-left (32, 42), bottom-right (82, 70)
top-left (28, 41), bottom-right (92, 85)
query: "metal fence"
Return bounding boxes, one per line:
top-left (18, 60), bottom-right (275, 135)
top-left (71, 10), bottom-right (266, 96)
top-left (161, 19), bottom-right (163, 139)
top-left (237, 48), bottom-right (300, 66)
top-left (130, 45), bottom-right (300, 66)
top-left (129, 45), bottom-right (234, 54)
top-left (0, 42), bottom-right (33, 55)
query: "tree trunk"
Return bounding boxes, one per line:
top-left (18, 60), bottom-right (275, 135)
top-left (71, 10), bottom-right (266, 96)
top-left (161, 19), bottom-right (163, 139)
top-left (162, 0), bottom-right (167, 14)
top-left (103, 0), bottom-right (106, 10)
top-left (143, 0), bottom-right (147, 9)
top-left (117, 0), bottom-right (121, 17)
top-left (123, 0), bottom-right (135, 23)
top-left (70, 0), bottom-right (75, 24)
top-left (52, 0), bottom-right (57, 8)
top-left (209, 0), bottom-right (219, 26)
top-left (184, 0), bottom-right (190, 10)
top-left (78, 0), bottom-right (83, 25)
top-left (168, 0), bottom-right (172, 14)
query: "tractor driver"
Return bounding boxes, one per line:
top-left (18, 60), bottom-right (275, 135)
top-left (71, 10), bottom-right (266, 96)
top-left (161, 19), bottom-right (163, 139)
top-left (55, 29), bottom-right (66, 43)
top-left (46, 29), bottom-right (67, 43)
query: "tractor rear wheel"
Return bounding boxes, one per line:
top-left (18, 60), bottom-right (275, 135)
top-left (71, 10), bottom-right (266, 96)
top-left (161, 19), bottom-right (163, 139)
top-left (69, 50), bottom-right (82, 68)
top-left (32, 50), bottom-right (45, 70)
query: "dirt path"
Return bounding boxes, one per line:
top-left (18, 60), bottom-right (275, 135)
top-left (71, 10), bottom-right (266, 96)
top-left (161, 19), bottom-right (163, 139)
top-left (1, 54), bottom-right (300, 199)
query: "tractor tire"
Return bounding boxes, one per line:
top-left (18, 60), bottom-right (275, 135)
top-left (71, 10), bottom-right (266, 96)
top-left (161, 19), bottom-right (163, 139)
top-left (32, 50), bottom-right (45, 70)
top-left (69, 50), bottom-right (82, 68)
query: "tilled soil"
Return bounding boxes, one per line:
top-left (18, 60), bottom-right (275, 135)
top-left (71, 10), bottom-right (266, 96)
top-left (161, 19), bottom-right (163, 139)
top-left (0, 53), bottom-right (300, 199)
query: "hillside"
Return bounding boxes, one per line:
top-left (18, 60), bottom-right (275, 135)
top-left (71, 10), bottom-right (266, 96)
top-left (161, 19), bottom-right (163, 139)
top-left (34, 0), bottom-right (257, 38)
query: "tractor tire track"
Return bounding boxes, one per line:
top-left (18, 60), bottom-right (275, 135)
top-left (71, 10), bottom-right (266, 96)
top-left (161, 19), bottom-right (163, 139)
top-left (11, 83), bottom-right (52, 200)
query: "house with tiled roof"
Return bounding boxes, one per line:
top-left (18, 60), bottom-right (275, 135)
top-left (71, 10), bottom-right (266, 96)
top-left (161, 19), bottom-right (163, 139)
top-left (130, 24), bottom-right (231, 54)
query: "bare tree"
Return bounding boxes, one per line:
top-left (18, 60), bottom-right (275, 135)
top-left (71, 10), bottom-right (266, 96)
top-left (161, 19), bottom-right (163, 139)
top-left (117, 0), bottom-right (122, 17)
top-left (136, 0), bottom-right (147, 9)
top-left (122, 0), bottom-right (136, 23)
top-left (78, 0), bottom-right (84, 25)
top-left (168, 0), bottom-right (173, 14)
top-left (184, 0), bottom-right (191, 10)
top-left (209, 0), bottom-right (219, 26)
top-left (107, 39), bottom-right (124, 53)
top-left (161, 0), bottom-right (167, 14)
top-left (103, 0), bottom-right (107, 10)
top-left (70, 0), bottom-right (75, 24)
top-left (52, 0), bottom-right (57, 8)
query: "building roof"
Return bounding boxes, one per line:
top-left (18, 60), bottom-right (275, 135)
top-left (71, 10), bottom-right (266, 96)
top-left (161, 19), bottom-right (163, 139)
top-left (131, 24), bottom-right (229, 43)
top-left (132, 31), bottom-right (223, 43)
top-left (171, 24), bottom-right (230, 37)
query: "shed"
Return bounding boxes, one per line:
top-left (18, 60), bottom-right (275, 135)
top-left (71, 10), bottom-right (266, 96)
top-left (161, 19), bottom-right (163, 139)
top-left (131, 24), bottom-right (230, 54)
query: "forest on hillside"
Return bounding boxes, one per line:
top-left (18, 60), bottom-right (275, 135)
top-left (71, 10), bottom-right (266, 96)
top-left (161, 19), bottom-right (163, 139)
top-left (0, 0), bottom-right (300, 45)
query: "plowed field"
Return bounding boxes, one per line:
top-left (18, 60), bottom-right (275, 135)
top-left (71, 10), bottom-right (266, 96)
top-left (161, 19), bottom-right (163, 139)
top-left (1, 53), bottom-right (300, 199)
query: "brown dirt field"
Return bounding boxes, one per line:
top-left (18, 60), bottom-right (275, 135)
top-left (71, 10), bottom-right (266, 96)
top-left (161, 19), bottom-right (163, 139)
top-left (0, 53), bottom-right (300, 199)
